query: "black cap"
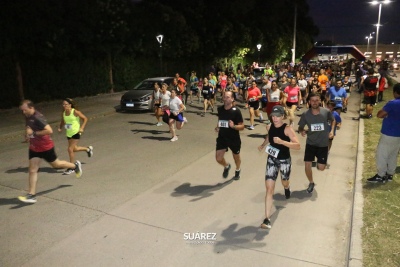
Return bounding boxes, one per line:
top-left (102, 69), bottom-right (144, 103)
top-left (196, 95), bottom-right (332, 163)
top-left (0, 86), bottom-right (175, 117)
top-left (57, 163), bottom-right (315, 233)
top-left (270, 105), bottom-right (285, 117)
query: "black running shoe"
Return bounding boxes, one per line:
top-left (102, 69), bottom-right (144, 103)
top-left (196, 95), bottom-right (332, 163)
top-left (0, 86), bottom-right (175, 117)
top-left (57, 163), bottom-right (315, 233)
top-left (306, 182), bottom-right (315, 193)
top-left (367, 174), bottom-right (385, 183)
top-left (284, 187), bottom-right (291, 199)
top-left (222, 164), bottom-right (231, 178)
top-left (234, 169), bottom-right (241, 180)
top-left (260, 218), bottom-right (271, 229)
top-left (386, 174), bottom-right (393, 182)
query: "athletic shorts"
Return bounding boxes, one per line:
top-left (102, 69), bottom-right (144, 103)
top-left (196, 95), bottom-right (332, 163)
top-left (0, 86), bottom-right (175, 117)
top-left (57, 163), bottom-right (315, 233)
top-left (286, 102), bottom-right (297, 108)
top-left (203, 94), bottom-right (211, 100)
top-left (169, 112), bottom-right (184, 122)
top-left (67, 133), bottom-right (81, 140)
top-left (265, 156), bottom-right (292, 181)
top-left (29, 147), bottom-right (57, 163)
top-left (363, 95), bottom-right (377, 105)
top-left (304, 144), bottom-right (328, 165)
top-left (216, 137), bottom-right (241, 154)
top-left (248, 100), bottom-right (260, 109)
top-left (300, 89), bottom-right (307, 98)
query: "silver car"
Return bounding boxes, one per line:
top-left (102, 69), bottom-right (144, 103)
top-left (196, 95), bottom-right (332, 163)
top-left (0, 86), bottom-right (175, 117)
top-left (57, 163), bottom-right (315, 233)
top-left (120, 77), bottom-right (174, 111)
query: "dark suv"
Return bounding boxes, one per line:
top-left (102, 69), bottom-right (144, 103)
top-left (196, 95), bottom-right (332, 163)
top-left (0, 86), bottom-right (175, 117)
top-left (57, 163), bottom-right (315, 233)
top-left (120, 77), bottom-right (174, 111)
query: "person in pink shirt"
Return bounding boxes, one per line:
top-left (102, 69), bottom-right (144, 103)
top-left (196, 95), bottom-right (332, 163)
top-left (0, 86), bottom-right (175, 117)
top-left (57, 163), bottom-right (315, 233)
top-left (246, 81), bottom-right (263, 130)
top-left (283, 78), bottom-right (301, 127)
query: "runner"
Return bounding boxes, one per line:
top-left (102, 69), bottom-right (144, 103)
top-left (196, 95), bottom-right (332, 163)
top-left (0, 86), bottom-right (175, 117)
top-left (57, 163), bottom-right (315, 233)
top-left (326, 80), bottom-right (347, 128)
top-left (215, 91), bottom-right (244, 180)
top-left (151, 82), bottom-right (163, 126)
top-left (342, 76), bottom-right (352, 112)
top-left (258, 105), bottom-right (300, 229)
top-left (58, 98), bottom-right (93, 175)
top-left (298, 92), bottom-right (335, 193)
top-left (18, 100), bottom-right (83, 204)
top-left (201, 77), bottom-right (214, 116)
top-left (168, 89), bottom-right (187, 142)
top-left (188, 71), bottom-right (200, 104)
top-left (361, 68), bottom-right (379, 119)
top-left (283, 78), bottom-right (301, 127)
top-left (247, 81), bottom-right (263, 129)
top-left (266, 80), bottom-right (285, 121)
top-left (326, 100), bottom-right (342, 152)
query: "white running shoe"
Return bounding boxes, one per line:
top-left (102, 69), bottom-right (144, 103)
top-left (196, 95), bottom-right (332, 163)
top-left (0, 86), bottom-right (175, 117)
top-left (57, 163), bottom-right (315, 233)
top-left (171, 136), bottom-right (178, 142)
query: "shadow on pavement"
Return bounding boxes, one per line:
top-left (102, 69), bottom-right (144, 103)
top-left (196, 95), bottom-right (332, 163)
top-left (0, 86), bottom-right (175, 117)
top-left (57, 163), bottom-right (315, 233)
top-left (128, 121), bottom-right (157, 126)
top-left (2, 184), bottom-right (72, 209)
top-left (131, 129), bottom-right (169, 135)
top-left (247, 133), bottom-right (265, 139)
top-left (171, 179), bottom-right (235, 202)
top-left (5, 166), bottom-right (60, 174)
top-left (213, 223), bottom-right (267, 253)
top-left (142, 136), bottom-right (171, 141)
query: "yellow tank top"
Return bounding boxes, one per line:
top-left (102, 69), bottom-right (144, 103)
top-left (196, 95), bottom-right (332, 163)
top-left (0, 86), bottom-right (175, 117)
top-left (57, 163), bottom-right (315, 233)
top-left (63, 108), bottom-right (80, 137)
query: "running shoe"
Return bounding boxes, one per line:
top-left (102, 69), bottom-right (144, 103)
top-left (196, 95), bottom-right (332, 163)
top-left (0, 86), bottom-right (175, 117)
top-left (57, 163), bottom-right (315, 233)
top-left (260, 218), bottom-right (271, 229)
top-left (386, 174), bottom-right (393, 182)
top-left (367, 174), bottom-right (385, 183)
top-left (87, 146), bottom-right (93, 157)
top-left (18, 194), bottom-right (37, 204)
top-left (222, 163), bottom-right (231, 178)
top-left (259, 113), bottom-right (263, 123)
top-left (183, 117), bottom-right (188, 124)
top-left (211, 106), bottom-right (214, 113)
top-left (156, 122), bottom-right (163, 126)
top-left (284, 187), bottom-right (291, 199)
top-left (75, 160), bottom-right (83, 178)
top-left (170, 136), bottom-right (178, 142)
top-left (248, 125), bottom-right (254, 130)
top-left (306, 182), bottom-right (315, 193)
top-left (63, 168), bottom-right (75, 175)
top-left (234, 169), bottom-right (241, 180)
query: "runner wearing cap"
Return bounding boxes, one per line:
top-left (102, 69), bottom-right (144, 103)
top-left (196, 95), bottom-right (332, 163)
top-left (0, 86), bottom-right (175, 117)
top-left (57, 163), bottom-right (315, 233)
top-left (258, 105), bottom-right (300, 229)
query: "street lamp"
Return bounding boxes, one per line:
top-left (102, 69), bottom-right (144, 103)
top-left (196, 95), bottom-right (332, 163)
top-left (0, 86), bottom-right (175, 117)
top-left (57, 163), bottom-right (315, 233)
top-left (371, 0), bottom-right (391, 61)
top-left (257, 44), bottom-right (262, 64)
top-left (156, 34), bottom-right (163, 75)
top-left (365, 32), bottom-right (374, 54)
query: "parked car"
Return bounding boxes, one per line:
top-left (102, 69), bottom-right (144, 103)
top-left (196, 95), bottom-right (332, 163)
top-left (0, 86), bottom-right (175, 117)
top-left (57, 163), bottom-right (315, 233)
top-left (253, 67), bottom-right (266, 84)
top-left (120, 77), bottom-right (174, 111)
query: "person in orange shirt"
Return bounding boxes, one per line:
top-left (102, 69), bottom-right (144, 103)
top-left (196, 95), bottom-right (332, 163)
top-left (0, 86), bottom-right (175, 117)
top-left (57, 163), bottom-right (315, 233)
top-left (318, 69), bottom-right (329, 107)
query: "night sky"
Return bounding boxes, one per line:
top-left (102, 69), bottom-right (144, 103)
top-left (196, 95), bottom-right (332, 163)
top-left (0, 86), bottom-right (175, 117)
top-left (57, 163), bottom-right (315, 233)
top-left (307, 0), bottom-right (400, 45)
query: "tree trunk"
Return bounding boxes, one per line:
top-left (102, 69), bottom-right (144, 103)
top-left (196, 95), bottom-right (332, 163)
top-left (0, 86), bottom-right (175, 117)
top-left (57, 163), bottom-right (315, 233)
top-left (15, 59), bottom-right (25, 101)
top-left (108, 53), bottom-right (114, 93)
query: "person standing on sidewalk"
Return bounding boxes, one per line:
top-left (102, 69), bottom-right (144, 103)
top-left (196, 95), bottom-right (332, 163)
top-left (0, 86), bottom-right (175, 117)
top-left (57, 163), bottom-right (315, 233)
top-left (215, 91), bottom-right (244, 180)
top-left (367, 83), bottom-right (400, 183)
top-left (298, 92), bottom-right (335, 193)
top-left (258, 105), bottom-right (300, 229)
top-left (18, 100), bottom-right (83, 203)
top-left (58, 98), bottom-right (93, 175)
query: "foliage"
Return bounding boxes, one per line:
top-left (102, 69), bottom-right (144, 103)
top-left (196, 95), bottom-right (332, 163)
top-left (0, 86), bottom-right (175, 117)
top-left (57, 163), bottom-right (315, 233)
top-left (0, 0), bottom-right (318, 108)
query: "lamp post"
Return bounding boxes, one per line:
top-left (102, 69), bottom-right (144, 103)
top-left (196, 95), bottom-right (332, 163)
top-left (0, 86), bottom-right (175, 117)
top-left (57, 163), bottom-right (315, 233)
top-left (257, 44), bottom-right (262, 64)
top-left (365, 32), bottom-right (374, 55)
top-left (156, 34), bottom-right (163, 75)
top-left (371, 0), bottom-right (391, 61)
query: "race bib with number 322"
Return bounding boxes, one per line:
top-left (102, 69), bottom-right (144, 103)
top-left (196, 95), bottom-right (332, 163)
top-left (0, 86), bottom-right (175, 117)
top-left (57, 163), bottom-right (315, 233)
top-left (310, 123), bottom-right (324, 131)
top-left (218, 120), bottom-right (229, 128)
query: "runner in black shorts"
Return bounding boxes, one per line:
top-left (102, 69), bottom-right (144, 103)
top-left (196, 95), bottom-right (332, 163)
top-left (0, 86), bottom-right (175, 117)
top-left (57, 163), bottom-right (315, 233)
top-left (215, 91), bottom-right (244, 180)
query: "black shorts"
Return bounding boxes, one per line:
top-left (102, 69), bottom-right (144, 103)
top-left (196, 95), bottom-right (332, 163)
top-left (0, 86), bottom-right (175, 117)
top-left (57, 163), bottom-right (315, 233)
top-left (29, 147), bottom-right (58, 163)
top-left (363, 95), bottom-right (377, 105)
top-left (67, 133), bottom-right (81, 140)
top-left (286, 102), bottom-right (297, 108)
top-left (304, 144), bottom-right (328, 164)
top-left (203, 94), bottom-right (211, 100)
top-left (300, 89), bottom-right (307, 97)
top-left (265, 156), bottom-right (292, 181)
top-left (216, 136), bottom-right (241, 154)
top-left (248, 100), bottom-right (260, 109)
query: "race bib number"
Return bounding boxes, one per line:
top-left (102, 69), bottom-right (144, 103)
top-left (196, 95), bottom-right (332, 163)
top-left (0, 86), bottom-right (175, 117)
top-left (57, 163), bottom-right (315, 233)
top-left (218, 120), bottom-right (229, 128)
top-left (271, 97), bottom-right (279, 102)
top-left (334, 97), bottom-right (342, 101)
top-left (310, 123), bottom-right (324, 131)
top-left (202, 89), bottom-right (209, 94)
top-left (249, 98), bottom-right (255, 102)
top-left (290, 96), bottom-right (298, 101)
top-left (265, 144), bottom-right (280, 158)
top-left (65, 124), bottom-right (72, 130)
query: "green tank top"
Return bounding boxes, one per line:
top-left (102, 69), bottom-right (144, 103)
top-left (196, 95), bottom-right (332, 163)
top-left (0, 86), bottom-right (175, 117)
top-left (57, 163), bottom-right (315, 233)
top-left (63, 108), bottom-right (80, 137)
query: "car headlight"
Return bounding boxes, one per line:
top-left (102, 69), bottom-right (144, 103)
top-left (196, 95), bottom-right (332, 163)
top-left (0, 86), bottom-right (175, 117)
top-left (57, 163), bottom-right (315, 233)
top-left (139, 95), bottom-right (151, 102)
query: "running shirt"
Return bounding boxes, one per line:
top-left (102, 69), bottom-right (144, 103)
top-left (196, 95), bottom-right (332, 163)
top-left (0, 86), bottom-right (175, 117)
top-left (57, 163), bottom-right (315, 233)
top-left (63, 108), bottom-right (80, 137)
top-left (268, 123), bottom-right (290, 159)
top-left (318, 74), bottom-right (329, 90)
top-left (327, 86), bottom-right (347, 108)
top-left (298, 107), bottom-right (334, 147)
top-left (26, 111), bottom-right (54, 152)
top-left (364, 75), bottom-right (379, 96)
top-left (160, 91), bottom-right (171, 106)
top-left (217, 106), bottom-right (243, 139)
top-left (269, 89), bottom-right (281, 102)
top-left (247, 87), bottom-right (261, 101)
top-left (342, 81), bottom-right (352, 93)
top-left (284, 85), bottom-right (300, 103)
top-left (169, 97), bottom-right (182, 113)
top-left (202, 84), bottom-right (213, 96)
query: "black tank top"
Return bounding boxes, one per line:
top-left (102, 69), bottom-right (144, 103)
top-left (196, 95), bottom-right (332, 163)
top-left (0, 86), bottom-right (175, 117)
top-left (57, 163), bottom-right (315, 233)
top-left (268, 123), bottom-right (291, 159)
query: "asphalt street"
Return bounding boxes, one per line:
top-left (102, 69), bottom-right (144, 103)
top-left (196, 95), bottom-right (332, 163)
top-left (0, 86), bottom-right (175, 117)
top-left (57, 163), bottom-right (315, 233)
top-left (1, 90), bottom-right (362, 267)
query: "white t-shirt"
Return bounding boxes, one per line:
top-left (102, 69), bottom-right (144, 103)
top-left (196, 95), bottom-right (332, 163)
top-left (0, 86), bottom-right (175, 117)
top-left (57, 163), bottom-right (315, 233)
top-left (169, 97), bottom-right (182, 113)
top-left (160, 91), bottom-right (171, 106)
top-left (298, 79), bottom-right (308, 90)
top-left (269, 89), bottom-right (281, 102)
